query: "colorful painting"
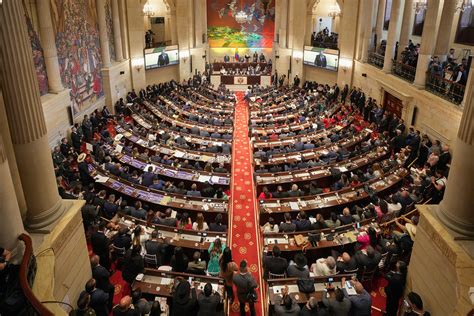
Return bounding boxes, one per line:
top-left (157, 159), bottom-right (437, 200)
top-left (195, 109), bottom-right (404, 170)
top-left (24, 3), bottom-right (49, 96)
top-left (51, 0), bottom-right (104, 116)
top-left (207, 0), bottom-right (275, 48)
top-left (105, 0), bottom-right (116, 61)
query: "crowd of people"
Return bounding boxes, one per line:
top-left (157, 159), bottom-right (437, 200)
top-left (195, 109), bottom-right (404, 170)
top-left (311, 28), bottom-right (338, 49)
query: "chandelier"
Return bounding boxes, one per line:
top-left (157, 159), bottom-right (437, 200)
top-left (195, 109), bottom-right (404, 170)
top-left (456, 0), bottom-right (473, 12)
top-left (235, 10), bottom-right (248, 24)
top-left (328, 2), bottom-right (341, 18)
top-left (413, 0), bottom-right (427, 14)
top-left (143, 1), bottom-right (155, 17)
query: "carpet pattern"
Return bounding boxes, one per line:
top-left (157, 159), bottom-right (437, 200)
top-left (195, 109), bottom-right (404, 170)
top-left (229, 92), bottom-right (264, 315)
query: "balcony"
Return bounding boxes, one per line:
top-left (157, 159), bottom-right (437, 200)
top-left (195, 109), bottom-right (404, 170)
top-left (392, 60), bottom-right (416, 83)
top-left (426, 72), bottom-right (466, 106)
top-left (368, 52), bottom-right (385, 69)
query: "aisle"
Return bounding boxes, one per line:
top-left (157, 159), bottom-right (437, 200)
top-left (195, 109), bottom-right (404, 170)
top-left (229, 92), bottom-right (264, 315)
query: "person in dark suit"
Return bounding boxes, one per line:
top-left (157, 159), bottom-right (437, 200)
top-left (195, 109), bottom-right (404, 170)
top-left (209, 213), bottom-right (227, 232)
top-left (171, 280), bottom-right (197, 316)
top-left (355, 246), bottom-right (382, 271)
top-left (197, 283), bottom-right (221, 316)
top-left (141, 166), bottom-right (155, 187)
top-left (233, 260), bottom-right (257, 316)
top-left (71, 126), bottom-right (83, 151)
top-left (78, 153), bottom-right (93, 186)
top-left (91, 255), bottom-right (114, 311)
top-left (287, 253), bottom-right (310, 278)
top-left (86, 278), bottom-right (110, 316)
top-left (158, 51), bottom-right (170, 66)
top-left (91, 222), bottom-right (110, 270)
top-left (144, 230), bottom-right (167, 266)
top-left (113, 227), bottom-right (132, 250)
top-left (112, 295), bottom-right (140, 316)
top-left (315, 52), bottom-right (327, 68)
top-left (385, 261), bottom-right (407, 316)
top-left (122, 245), bottom-right (145, 286)
top-left (263, 246), bottom-right (288, 279)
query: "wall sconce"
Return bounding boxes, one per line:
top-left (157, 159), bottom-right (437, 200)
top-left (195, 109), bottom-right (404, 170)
top-left (131, 57), bottom-right (144, 72)
top-left (292, 50), bottom-right (303, 64)
top-left (339, 57), bottom-right (352, 72)
top-left (180, 50), bottom-right (190, 63)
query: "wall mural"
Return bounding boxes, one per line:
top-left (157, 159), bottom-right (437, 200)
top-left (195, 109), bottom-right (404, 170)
top-left (24, 2), bottom-right (49, 96)
top-left (207, 0), bottom-right (275, 48)
top-left (105, 0), bottom-right (116, 61)
top-left (51, 0), bottom-right (104, 116)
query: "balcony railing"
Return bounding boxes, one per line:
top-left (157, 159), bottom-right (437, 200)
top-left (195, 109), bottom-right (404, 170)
top-left (392, 60), bottom-right (416, 83)
top-left (368, 52), bottom-right (385, 69)
top-left (425, 72), bottom-right (466, 106)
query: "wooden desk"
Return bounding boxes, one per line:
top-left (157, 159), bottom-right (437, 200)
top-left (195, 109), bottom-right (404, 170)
top-left (90, 165), bottom-right (228, 213)
top-left (267, 274), bottom-right (352, 305)
top-left (143, 100), bottom-right (233, 135)
top-left (173, 92), bottom-right (234, 115)
top-left (255, 147), bottom-right (388, 186)
top-left (254, 130), bottom-right (369, 166)
top-left (212, 61), bottom-right (271, 73)
top-left (191, 88), bottom-right (236, 105)
top-left (107, 214), bottom-right (227, 250)
top-left (130, 110), bottom-right (232, 147)
top-left (116, 125), bottom-right (232, 165)
top-left (107, 146), bottom-right (230, 186)
top-left (263, 219), bottom-right (377, 252)
top-left (133, 268), bottom-right (225, 298)
top-left (259, 168), bottom-right (408, 214)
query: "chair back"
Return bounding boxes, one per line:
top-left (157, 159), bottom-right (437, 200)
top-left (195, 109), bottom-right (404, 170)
top-left (144, 254), bottom-right (158, 267)
top-left (158, 265), bottom-right (172, 271)
top-left (112, 245), bottom-right (126, 256)
top-left (268, 272), bottom-right (286, 279)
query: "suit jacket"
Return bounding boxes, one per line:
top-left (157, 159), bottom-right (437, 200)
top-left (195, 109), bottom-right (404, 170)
top-left (233, 272), bottom-right (257, 302)
top-left (92, 265), bottom-right (112, 292)
top-left (91, 232), bottom-right (109, 258)
top-left (263, 256), bottom-right (288, 279)
top-left (89, 288), bottom-right (109, 316)
top-left (197, 292), bottom-right (221, 316)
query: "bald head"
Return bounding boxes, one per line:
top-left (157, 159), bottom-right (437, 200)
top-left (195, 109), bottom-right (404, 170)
top-left (119, 296), bottom-right (132, 309)
top-left (342, 252), bottom-right (351, 263)
top-left (343, 207), bottom-right (350, 216)
top-left (90, 255), bottom-right (100, 267)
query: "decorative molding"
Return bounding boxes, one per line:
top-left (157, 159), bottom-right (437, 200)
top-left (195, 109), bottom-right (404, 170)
top-left (0, 134), bottom-right (6, 164)
top-left (457, 92), bottom-right (473, 145)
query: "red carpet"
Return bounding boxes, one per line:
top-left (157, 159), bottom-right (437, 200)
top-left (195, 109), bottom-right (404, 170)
top-left (229, 92), bottom-right (264, 315)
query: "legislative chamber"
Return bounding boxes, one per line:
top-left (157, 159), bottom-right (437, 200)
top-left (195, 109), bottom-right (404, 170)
top-left (0, 0), bottom-right (473, 315)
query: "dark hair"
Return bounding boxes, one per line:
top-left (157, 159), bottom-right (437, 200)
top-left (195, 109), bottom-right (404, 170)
top-left (239, 260), bottom-right (247, 269)
top-left (204, 283), bottom-right (212, 296)
top-left (284, 212), bottom-right (292, 221)
top-left (272, 246), bottom-right (281, 257)
top-left (407, 292), bottom-right (423, 309)
top-left (335, 288), bottom-right (344, 302)
top-left (294, 253), bottom-right (307, 267)
top-left (368, 227), bottom-right (379, 247)
top-left (215, 213), bottom-right (223, 225)
top-left (220, 247), bottom-right (233, 272)
top-left (85, 279), bottom-right (96, 293)
top-left (77, 291), bottom-right (90, 310)
top-left (131, 288), bottom-right (142, 303)
top-left (283, 295), bottom-right (293, 310)
top-left (149, 301), bottom-right (161, 316)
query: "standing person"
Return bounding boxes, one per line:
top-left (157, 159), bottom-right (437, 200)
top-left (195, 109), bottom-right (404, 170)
top-left (197, 283), bottom-right (221, 316)
top-left (219, 247), bottom-right (238, 302)
top-left (385, 261), bottom-right (408, 316)
top-left (233, 260), bottom-right (258, 316)
top-left (402, 292), bottom-right (430, 316)
top-left (293, 75), bottom-right (300, 87)
top-left (342, 278), bottom-right (371, 316)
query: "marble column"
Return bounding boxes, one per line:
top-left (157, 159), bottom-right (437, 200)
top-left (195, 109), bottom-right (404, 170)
top-left (97, 0), bottom-right (112, 67)
top-left (279, 0), bottom-right (288, 48)
top-left (36, 0), bottom-right (64, 93)
top-left (434, 0), bottom-right (457, 61)
top-left (0, 0), bottom-right (65, 231)
top-left (169, 9), bottom-right (178, 46)
top-left (119, 0), bottom-right (129, 59)
top-left (112, 0), bottom-right (124, 62)
top-left (194, 0), bottom-right (204, 47)
top-left (361, 0), bottom-right (375, 63)
top-left (0, 133), bottom-right (26, 264)
top-left (382, 0), bottom-right (401, 73)
top-left (438, 62), bottom-right (474, 237)
top-left (397, 0), bottom-right (414, 62)
top-left (374, 0), bottom-right (386, 51)
top-left (413, 0), bottom-right (441, 87)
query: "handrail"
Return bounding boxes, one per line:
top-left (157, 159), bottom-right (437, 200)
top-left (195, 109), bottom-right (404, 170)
top-left (18, 233), bottom-right (54, 316)
top-left (425, 72), bottom-right (466, 105)
top-left (391, 60), bottom-right (416, 82)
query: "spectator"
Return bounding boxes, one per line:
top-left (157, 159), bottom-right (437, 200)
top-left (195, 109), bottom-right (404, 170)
top-left (122, 245), bottom-right (144, 286)
top-left (263, 246), bottom-right (288, 279)
top-left (233, 260), bottom-right (258, 316)
top-left (321, 287), bottom-right (351, 316)
top-left (197, 283), bottom-right (221, 316)
top-left (287, 253), bottom-right (310, 278)
top-left (171, 280), bottom-right (197, 316)
top-left (273, 285), bottom-right (300, 315)
top-left (170, 247), bottom-right (189, 273)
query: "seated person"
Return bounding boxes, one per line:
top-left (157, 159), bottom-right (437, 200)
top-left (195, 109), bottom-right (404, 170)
top-left (287, 184), bottom-right (303, 197)
top-left (261, 217), bottom-right (279, 233)
top-left (325, 212), bottom-right (341, 228)
top-left (279, 212), bottom-right (296, 233)
top-left (113, 227), bottom-right (132, 250)
top-left (293, 211), bottom-right (312, 231)
top-left (287, 253), bottom-right (310, 278)
top-left (192, 212), bottom-right (209, 231)
top-left (355, 245), bottom-right (382, 271)
top-left (336, 252), bottom-right (358, 273)
top-left (311, 256), bottom-right (337, 276)
top-left (339, 207), bottom-right (354, 225)
top-left (209, 213), bottom-right (227, 232)
top-left (263, 246), bottom-right (288, 279)
top-left (187, 251), bottom-right (207, 275)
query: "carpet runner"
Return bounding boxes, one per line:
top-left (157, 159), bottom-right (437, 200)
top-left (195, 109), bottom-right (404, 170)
top-left (229, 92), bottom-right (265, 315)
